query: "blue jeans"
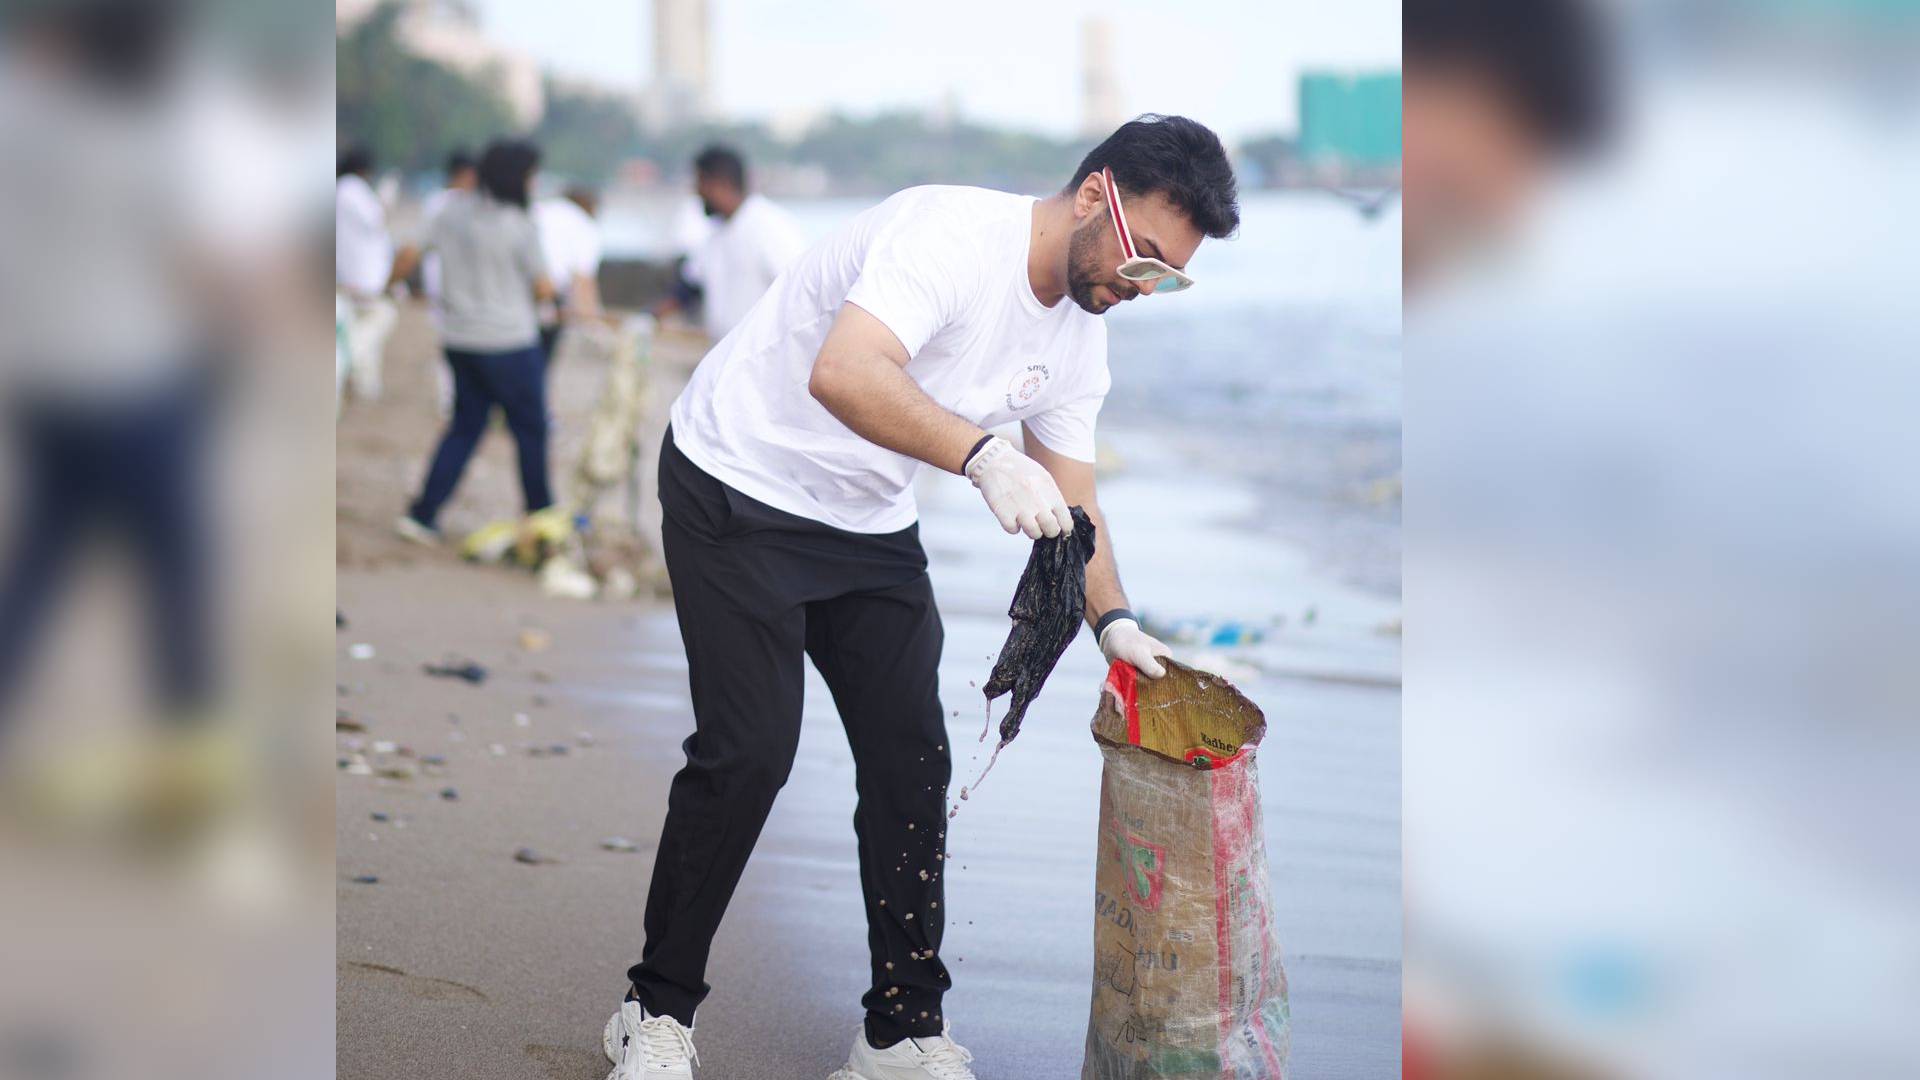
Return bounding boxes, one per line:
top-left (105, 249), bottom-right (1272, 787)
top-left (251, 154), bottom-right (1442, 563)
top-left (0, 377), bottom-right (213, 721)
top-left (409, 344), bottom-right (551, 527)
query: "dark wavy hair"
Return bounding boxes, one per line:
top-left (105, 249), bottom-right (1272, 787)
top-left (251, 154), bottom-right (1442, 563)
top-left (337, 143), bottom-right (374, 180)
top-left (1406, 0), bottom-right (1609, 150)
top-left (1067, 114), bottom-right (1240, 240)
top-left (477, 139), bottom-right (541, 209)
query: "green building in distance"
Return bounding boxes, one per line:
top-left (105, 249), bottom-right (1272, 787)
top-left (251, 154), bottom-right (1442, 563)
top-left (1298, 71), bottom-right (1402, 168)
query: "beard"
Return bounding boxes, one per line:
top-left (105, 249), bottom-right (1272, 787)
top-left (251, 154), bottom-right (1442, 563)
top-left (1065, 217), bottom-right (1136, 314)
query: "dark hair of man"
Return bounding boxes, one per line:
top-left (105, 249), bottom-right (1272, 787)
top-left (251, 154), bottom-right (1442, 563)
top-left (1065, 114), bottom-right (1240, 240)
top-left (1405, 0), bottom-right (1609, 150)
top-left (477, 139), bottom-right (542, 209)
top-left (9, 0), bottom-right (180, 93)
top-left (337, 143), bottom-right (374, 180)
top-left (445, 148), bottom-right (476, 175)
top-left (693, 145), bottom-right (747, 191)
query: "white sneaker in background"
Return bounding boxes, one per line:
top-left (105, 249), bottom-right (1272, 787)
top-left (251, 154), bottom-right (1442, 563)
top-left (602, 1001), bottom-right (698, 1079)
top-left (827, 1021), bottom-right (976, 1080)
top-left (392, 514), bottom-right (442, 547)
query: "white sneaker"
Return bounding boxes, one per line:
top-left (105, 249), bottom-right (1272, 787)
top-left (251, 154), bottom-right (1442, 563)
top-left (827, 1021), bottom-right (975, 1080)
top-left (393, 515), bottom-right (442, 547)
top-left (602, 1001), bottom-right (698, 1079)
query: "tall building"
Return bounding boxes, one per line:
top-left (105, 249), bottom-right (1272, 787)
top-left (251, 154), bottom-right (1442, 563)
top-left (1297, 71), bottom-right (1403, 170)
top-left (1080, 17), bottom-right (1122, 138)
top-left (646, 0), bottom-right (712, 131)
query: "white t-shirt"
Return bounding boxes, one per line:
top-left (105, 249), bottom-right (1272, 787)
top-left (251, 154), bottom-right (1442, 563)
top-left (684, 193), bottom-right (808, 340)
top-left (534, 196), bottom-right (602, 291)
top-left (335, 173), bottom-right (392, 297)
top-left (670, 184), bottom-right (1110, 534)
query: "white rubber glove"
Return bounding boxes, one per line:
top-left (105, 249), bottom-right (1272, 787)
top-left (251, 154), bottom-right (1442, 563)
top-left (963, 436), bottom-right (1073, 539)
top-left (1099, 618), bottom-right (1171, 679)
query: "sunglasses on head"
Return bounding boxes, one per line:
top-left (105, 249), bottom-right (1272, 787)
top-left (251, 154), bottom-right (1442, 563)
top-left (1102, 166), bottom-right (1194, 295)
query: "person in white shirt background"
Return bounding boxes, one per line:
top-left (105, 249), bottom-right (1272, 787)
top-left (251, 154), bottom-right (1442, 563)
top-left (657, 145), bottom-right (806, 342)
top-left (531, 185), bottom-right (604, 367)
top-left (603, 115), bottom-right (1239, 1080)
top-left (334, 144), bottom-right (396, 403)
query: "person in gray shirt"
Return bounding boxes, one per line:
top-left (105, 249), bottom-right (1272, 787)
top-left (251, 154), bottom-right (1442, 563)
top-left (388, 139), bottom-right (556, 544)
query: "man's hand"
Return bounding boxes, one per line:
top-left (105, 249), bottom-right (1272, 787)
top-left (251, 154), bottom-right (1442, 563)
top-left (1098, 617), bottom-right (1172, 679)
top-left (964, 436), bottom-right (1073, 539)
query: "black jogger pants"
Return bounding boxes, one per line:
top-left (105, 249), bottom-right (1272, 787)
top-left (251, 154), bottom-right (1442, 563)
top-left (628, 427), bottom-right (953, 1044)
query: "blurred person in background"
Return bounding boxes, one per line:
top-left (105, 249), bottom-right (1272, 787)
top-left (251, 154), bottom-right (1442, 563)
top-left (605, 114), bottom-right (1235, 1080)
top-left (421, 147), bottom-right (479, 418)
top-left (387, 138), bottom-right (555, 546)
top-left (655, 144), bottom-right (806, 341)
top-left (0, 0), bottom-right (234, 825)
top-left (533, 184), bottom-right (605, 366)
top-left (1403, 0), bottom-right (1608, 291)
top-left (335, 142), bottom-right (396, 402)
top-left (1403, 7), bottom-right (1610, 1075)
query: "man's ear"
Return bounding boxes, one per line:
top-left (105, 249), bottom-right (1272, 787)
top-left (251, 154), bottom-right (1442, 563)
top-left (1072, 172), bottom-right (1106, 222)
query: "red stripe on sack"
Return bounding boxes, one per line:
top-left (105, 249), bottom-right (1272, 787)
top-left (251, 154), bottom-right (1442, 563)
top-left (1106, 659), bottom-right (1140, 745)
top-left (1210, 768), bottom-right (1234, 1079)
top-left (1213, 759), bottom-right (1283, 1077)
top-left (1232, 764), bottom-right (1286, 1077)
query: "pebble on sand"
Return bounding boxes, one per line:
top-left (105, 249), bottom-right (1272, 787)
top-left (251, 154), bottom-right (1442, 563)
top-left (440, 787), bottom-right (459, 801)
top-left (601, 837), bottom-right (640, 853)
top-left (513, 847), bottom-right (551, 865)
top-left (352, 874), bottom-right (379, 884)
top-left (349, 644), bottom-right (375, 660)
top-left (518, 627), bottom-right (553, 653)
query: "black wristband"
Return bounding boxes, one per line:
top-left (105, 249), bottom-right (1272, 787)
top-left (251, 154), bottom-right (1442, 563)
top-left (1093, 608), bottom-right (1136, 641)
top-left (961, 433), bottom-right (996, 473)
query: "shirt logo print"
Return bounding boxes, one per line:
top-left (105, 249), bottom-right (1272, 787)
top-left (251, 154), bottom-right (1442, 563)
top-left (1005, 363), bottom-right (1051, 411)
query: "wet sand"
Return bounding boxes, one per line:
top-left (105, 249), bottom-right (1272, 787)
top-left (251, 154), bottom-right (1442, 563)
top-left (336, 305), bottom-right (1399, 1078)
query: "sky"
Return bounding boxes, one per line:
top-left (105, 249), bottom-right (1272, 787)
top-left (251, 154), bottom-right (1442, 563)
top-left (465, 0), bottom-right (1400, 142)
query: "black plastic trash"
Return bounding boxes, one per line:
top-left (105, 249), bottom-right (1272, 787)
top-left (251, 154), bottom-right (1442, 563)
top-left (422, 659), bottom-right (488, 685)
top-left (982, 506), bottom-right (1096, 746)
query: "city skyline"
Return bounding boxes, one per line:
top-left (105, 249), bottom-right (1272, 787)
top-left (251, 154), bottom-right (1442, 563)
top-left (465, 0), bottom-right (1399, 142)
